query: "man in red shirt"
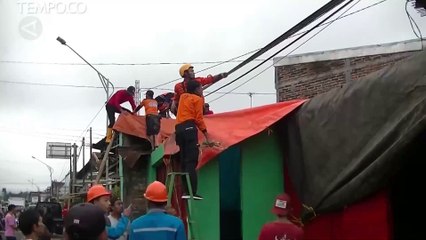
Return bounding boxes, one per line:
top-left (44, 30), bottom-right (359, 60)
top-left (258, 194), bottom-right (304, 240)
top-left (105, 86), bottom-right (137, 143)
top-left (171, 64), bottom-right (228, 115)
top-left (155, 92), bottom-right (174, 118)
top-left (134, 90), bottom-right (160, 149)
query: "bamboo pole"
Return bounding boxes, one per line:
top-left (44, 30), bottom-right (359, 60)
top-left (94, 133), bottom-right (115, 184)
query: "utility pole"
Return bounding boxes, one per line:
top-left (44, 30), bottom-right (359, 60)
top-left (248, 92), bottom-right (253, 108)
top-left (89, 127), bottom-right (93, 181)
top-left (72, 143), bottom-right (78, 194)
top-left (82, 137), bottom-right (85, 166)
top-left (69, 154), bottom-right (72, 195)
top-left (106, 148), bottom-right (109, 189)
top-left (82, 137), bottom-right (85, 185)
top-left (31, 156), bottom-right (53, 197)
top-left (27, 179), bottom-right (41, 202)
top-left (135, 80), bottom-right (141, 115)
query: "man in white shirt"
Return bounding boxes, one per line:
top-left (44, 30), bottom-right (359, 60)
top-left (107, 197), bottom-right (129, 240)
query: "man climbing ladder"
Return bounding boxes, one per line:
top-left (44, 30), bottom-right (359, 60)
top-left (105, 86), bottom-right (137, 143)
top-left (175, 80), bottom-right (209, 200)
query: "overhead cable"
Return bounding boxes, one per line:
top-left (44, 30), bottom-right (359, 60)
top-left (206, 0), bottom-right (355, 97)
top-left (208, 0), bottom-right (363, 103)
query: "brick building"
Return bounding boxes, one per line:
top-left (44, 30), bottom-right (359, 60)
top-left (274, 39), bottom-right (425, 101)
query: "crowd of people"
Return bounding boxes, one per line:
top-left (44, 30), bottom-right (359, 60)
top-left (1, 182), bottom-right (303, 240)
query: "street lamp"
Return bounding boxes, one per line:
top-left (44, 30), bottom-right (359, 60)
top-left (32, 156), bottom-right (53, 197)
top-left (27, 179), bottom-right (41, 202)
top-left (56, 36), bottom-right (115, 128)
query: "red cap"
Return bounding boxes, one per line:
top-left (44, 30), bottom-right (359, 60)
top-left (271, 193), bottom-right (291, 216)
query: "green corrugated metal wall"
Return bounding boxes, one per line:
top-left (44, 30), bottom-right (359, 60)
top-left (189, 129), bottom-right (283, 239)
top-left (193, 159), bottom-right (220, 240)
top-left (241, 130), bottom-right (284, 239)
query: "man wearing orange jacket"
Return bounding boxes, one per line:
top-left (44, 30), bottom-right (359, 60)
top-left (171, 64), bottom-right (228, 115)
top-left (175, 80), bottom-right (209, 200)
top-left (86, 185), bottom-right (131, 240)
top-left (134, 90), bottom-right (160, 149)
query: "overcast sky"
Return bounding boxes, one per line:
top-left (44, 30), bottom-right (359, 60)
top-left (1, 0), bottom-right (425, 192)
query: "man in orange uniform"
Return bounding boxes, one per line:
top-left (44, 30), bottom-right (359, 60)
top-left (175, 80), bottom-right (209, 200)
top-left (171, 64), bottom-right (228, 115)
top-left (134, 90), bottom-right (160, 149)
top-left (86, 184), bottom-right (131, 240)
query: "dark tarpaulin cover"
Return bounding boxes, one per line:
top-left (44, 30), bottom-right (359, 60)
top-left (285, 50), bottom-right (426, 219)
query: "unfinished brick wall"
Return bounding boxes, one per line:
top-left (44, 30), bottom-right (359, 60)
top-left (275, 51), bottom-right (416, 101)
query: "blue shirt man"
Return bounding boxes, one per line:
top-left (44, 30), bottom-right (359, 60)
top-left (130, 181), bottom-right (186, 240)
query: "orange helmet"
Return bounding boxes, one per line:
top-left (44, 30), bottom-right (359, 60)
top-left (179, 64), bottom-right (193, 77)
top-left (144, 181), bottom-right (168, 202)
top-left (87, 184), bottom-right (111, 202)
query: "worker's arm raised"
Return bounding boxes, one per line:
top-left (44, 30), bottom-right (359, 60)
top-left (107, 216), bottom-right (129, 239)
top-left (213, 72), bottom-right (228, 82)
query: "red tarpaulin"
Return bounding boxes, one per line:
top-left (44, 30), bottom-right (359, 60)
top-left (284, 168), bottom-right (391, 240)
top-left (113, 100), bottom-right (306, 168)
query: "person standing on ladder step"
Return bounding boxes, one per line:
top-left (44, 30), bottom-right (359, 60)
top-left (130, 181), bottom-right (186, 240)
top-left (133, 90), bottom-right (160, 149)
top-left (258, 193), bottom-right (304, 240)
top-left (175, 80), bottom-right (209, 200)
top-left (105, 86), bottom-right (137, 143)
top-left (86, 185), bottom-right (132, 239)
top-left (171, 64), bottom-right (228, 115)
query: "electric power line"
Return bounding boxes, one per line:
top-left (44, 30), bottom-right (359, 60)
top-left (0, 58), bottom-right (266, 66)
top-left (1, 0), bottom-right (389, 94)
top-left (0, 80), bottom-right (275, 95)
top-left (1, 0), bottom-right (388, 148)
top-left (206, 0), bottom-right (357, 97)
top-left (209, 0), bottom-right (364, 103)
top-left (0, 182), bottom-right (51, 185)
top-left (207, 0), bottom-right (386, 101)
top-left (149, 49), bottom-right (260, 88)
top-left (0, 1), bottom-right (386, 68)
